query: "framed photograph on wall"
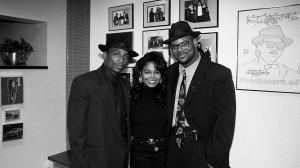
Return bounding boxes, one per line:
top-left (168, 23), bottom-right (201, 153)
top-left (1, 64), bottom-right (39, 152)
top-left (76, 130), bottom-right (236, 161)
top-left (2, 122), bottom-right (23, 142)
top-left (143, 0), bottom-right (170, 28)
top-left (143, 29), bottom-right (171, 65)
top-left (236, 4), bottom-right (300, 94)
top-left (1, 76), bottom-right (23, 105)
top-left (121, 67), bottom-right (133, 85)
top-left (109, 3), bottom-right (134, 31)
top-left (196, 32), bottom-right (218, 62)
top-left (3, 108), bottom-right (21, 123)
top-left (179, 0), bottom-right (219, 28)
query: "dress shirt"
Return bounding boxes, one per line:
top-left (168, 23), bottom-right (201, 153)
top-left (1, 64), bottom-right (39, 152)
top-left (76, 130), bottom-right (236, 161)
top-left (172, 55), bottom-right (201, 126)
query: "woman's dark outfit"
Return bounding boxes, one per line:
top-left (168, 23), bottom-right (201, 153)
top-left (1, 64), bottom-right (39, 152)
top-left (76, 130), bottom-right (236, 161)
top-left (130, 85), bottom-right (168, 168)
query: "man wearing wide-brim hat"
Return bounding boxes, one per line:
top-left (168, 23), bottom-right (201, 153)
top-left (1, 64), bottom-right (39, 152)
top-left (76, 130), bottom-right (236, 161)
top-left (67, 35), bottom-right (138, 168)
top-left (240, 25), bottom-right (300, 81)
top-left (164, 21), bottom-right (236, 168)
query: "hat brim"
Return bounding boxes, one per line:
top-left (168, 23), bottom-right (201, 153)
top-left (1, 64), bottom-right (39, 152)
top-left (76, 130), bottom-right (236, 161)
top-left (98, 44), bottom-right (139, 57)
top-left (252, 36), bottom-right (293, 47)
top-left (163, 31), bottom-right (201, 45)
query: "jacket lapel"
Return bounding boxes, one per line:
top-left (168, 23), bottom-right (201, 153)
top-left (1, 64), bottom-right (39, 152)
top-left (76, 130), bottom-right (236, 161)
top-left (184, 59), bottom-right (210, 108)
top-left (120, 78), bottom-right (131, 149)
top-left (119, 78), bottom-right (130, 134)
top-left (96, 69), bottom-right (123, 141)
top-left (167, 63), bottom-right (179, 122)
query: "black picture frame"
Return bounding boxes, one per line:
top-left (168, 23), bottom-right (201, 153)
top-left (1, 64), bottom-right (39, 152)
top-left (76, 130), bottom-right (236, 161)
top-left (109, 3), bottom-right (134, 31)
top-left (195, 31), bottom-right (218, 63)
top-left (121, 67), bottom-right (133, 85)
top-left (142, 29), bottom-right (171, 65)
top-left (143, 0), bottom-right (170, 28)
top-left (179, 0), bottom-right (219, 28)
top-left (1, 76), bottom-right (24, 105)
top-left (2, 122), bottom-right (23, 142)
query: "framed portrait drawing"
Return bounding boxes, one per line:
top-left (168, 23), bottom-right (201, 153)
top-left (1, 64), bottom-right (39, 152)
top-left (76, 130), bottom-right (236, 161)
top-left (1, 76), bottom-right (23, 105)
top-left (236, 4), bottom-right (300, 94)
top-left (109, 4), bottom-right (134, 31)
top-left (179, 0), bottom-right (219, 28)
top-left (143, 0), bottom-right (170, 28)
top-left (143, 29), bottom-right (171, 65)
top-left (196, 32), bottom-right (218, 63)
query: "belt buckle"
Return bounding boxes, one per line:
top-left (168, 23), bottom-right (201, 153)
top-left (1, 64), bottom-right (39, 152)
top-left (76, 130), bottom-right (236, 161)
top-left (147, 138), bottom-right (155, 145)
top-left (154, 146), bottom-right (159, 152)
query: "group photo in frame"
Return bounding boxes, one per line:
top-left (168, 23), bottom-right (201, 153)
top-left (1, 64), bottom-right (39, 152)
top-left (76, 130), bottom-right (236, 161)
top-left (143, 0), bottom-right (170, 28)
top-left (3, 108), bottom-right (21, 123)
top-left (196, 32), bottom-right (218, 63)
top-left (142, 29), bottom-right (171, 65)
top-left (109, 3), bottom-right (133, 31)
top-left (179, 0), bottom-right (219, 28)
top-left (236, 4), bottom-right (300, 94)
top-left (1, 76), bottom-right (24, 105)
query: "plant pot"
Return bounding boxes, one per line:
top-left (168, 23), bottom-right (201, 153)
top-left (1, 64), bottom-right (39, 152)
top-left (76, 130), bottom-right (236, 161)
top-left (1, 52), bottom-right (26, 65)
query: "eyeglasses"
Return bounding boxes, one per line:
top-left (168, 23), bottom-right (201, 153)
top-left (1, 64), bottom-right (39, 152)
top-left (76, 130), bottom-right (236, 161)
top-left (170, 41), bottom-right (190, 52)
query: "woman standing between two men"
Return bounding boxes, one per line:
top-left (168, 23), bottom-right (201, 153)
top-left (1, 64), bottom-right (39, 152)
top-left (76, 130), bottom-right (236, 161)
top-left (130, 51), bottom-right (168, 168)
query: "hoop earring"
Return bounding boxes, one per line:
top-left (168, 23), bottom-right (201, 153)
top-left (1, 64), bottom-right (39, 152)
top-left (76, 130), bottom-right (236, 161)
top-left (139, 77), bottom-right (143, 83)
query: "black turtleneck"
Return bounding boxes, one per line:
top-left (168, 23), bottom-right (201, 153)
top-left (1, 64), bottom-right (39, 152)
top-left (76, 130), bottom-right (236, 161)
top-left (130, 85), bottom-right (168, 139)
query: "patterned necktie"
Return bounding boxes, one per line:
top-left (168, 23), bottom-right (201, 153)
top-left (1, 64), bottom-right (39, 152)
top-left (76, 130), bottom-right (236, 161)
top-left (175, 70), bottom-right (187, 148)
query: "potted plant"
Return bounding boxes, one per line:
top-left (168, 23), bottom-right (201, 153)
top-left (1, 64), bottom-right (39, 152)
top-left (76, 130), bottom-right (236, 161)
top-left (0, 37), bottom-right (34, 65)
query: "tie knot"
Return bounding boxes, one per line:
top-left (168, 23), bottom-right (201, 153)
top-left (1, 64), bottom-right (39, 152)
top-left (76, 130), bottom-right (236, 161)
top-left (182, 70), bottom-right (186, 79)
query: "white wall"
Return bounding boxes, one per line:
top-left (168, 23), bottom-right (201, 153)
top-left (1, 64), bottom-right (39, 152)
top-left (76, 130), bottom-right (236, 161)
top-left (0, 0), bottom-right (67, 168)
top-left (91, 0), bottom-right (300, 167)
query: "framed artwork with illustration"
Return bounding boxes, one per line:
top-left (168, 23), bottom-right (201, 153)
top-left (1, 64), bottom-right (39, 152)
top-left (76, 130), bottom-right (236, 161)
top-left (143, 0), bottom-right (170, 28)
top-left (236, 4), bottom-right (300, 94)
top-left (1, 76), bottom-right (23, 105)
top-left (179, 0), bottom-right (219, 28)
top-left (195, 32), bottom-right (218, 63)
top-left (142, 29), bottom-right (172, 65)
top-left (109, 4), bottom-right (134, 31)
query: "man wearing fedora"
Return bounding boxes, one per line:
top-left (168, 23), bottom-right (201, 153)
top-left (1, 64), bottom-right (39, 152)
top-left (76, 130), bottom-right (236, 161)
top-left (67, 37), bottom-right (138, 168)
top-left (240, 25), bottom-right (300, 81)
top-left (164, 21), bottom-right (236, 168)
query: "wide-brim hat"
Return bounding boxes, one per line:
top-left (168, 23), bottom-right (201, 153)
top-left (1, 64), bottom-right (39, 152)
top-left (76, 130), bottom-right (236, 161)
top-left (252, 25), bottom-right (293, 47)
top-left (98, 34), bottom-right (138, 57)
top-left (163, 21), bottom-right (201, 45)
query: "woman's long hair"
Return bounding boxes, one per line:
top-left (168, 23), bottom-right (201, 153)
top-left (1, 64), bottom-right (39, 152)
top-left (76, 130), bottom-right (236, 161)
top-left (131, 51), bottom-right (168, 105)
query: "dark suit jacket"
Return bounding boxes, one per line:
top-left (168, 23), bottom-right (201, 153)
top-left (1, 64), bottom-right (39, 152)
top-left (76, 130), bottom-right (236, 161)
top-left (67, 66), bottom-right (130, 168)
top-left (167, 59), bottom-right (236, 168)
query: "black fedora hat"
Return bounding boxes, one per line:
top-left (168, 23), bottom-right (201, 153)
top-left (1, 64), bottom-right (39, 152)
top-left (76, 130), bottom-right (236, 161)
top-left (98, 34), bottom-right (138, 57)
top-left (163, 21), bottom-right (201, 44)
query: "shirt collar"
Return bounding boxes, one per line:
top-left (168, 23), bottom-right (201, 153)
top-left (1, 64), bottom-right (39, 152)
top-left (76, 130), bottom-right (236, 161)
top-left (179, 55), bottom-right (201, 76)
top-left (101, 65), bottom-right (119, 80)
